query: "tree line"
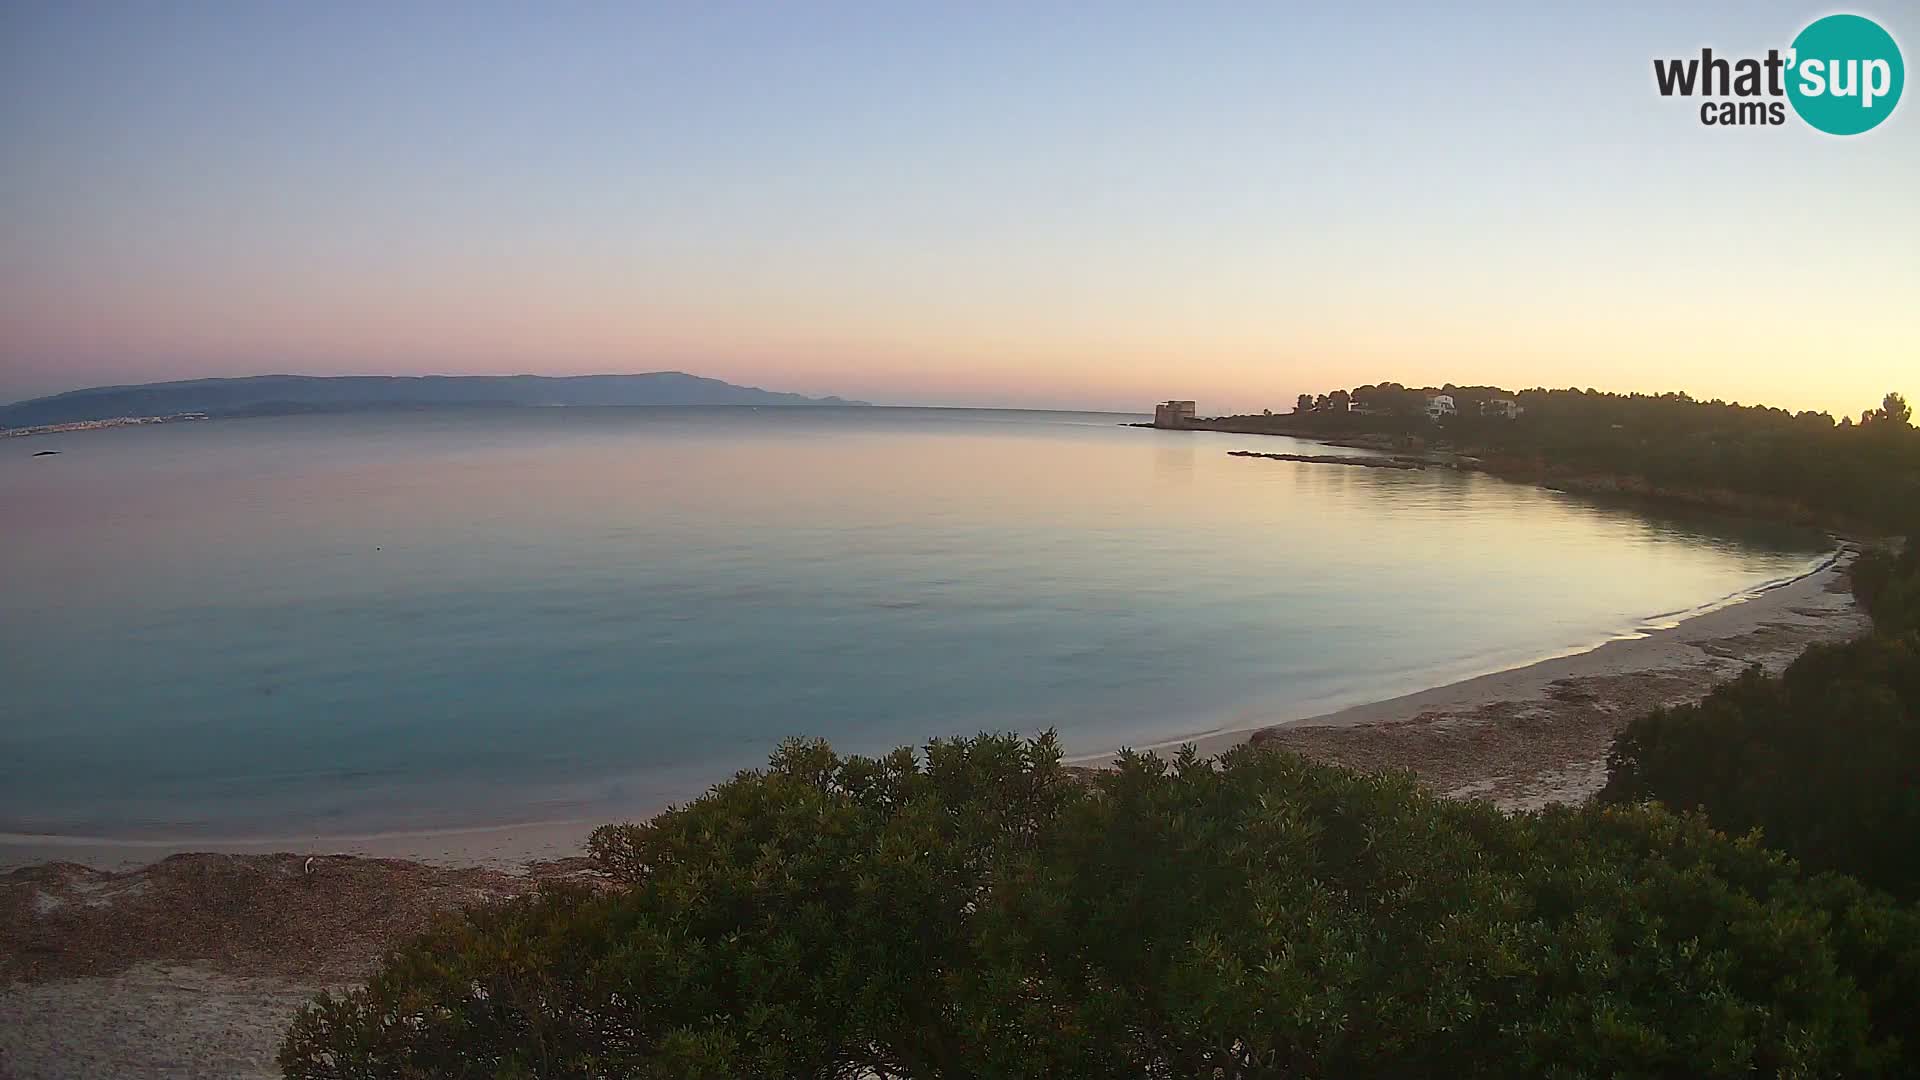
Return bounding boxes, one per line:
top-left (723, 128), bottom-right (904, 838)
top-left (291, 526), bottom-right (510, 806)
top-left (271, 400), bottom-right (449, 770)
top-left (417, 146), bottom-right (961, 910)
top-left (1248, 386), bottom-right (1918, 533)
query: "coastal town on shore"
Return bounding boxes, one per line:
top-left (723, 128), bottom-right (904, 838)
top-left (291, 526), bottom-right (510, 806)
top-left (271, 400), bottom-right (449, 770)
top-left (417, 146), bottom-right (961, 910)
top-left (2, 413), bottom-right (207, 438)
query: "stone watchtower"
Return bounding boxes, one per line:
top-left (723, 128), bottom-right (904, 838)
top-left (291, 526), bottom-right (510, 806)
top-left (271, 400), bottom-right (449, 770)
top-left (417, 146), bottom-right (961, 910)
top-left (1153, 400), bottom-right (1196, 428)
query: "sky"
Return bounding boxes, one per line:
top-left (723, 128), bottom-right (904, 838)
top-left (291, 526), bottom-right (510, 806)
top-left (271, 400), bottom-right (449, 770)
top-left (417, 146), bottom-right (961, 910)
top-left (2, 2), bottom-right (1915, 415)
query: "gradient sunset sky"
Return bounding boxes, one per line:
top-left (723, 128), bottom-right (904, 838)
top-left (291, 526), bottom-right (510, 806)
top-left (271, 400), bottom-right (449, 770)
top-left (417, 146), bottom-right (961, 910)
top-left (3, 2), bottom-right (1914, 415)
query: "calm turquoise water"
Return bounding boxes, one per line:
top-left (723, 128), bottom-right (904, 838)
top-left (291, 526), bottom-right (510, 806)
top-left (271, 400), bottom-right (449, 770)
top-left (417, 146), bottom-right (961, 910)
top-left (0, 407), bottom-right (1829, 837)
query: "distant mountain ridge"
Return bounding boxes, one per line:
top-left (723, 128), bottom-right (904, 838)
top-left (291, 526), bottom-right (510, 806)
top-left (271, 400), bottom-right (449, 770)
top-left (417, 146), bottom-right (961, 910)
top-left (0, 373), bottom-right (867, 428)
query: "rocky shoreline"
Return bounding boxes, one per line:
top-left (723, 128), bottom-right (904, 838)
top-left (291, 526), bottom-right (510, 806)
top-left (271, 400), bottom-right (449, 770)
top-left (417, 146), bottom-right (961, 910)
top-left (1143, 419), bottom-right (1854, 531)
top-left (1226, 449), bottom-right (1424, 470)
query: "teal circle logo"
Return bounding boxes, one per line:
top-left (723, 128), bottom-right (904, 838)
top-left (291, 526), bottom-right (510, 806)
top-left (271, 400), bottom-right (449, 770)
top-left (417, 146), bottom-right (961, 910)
top-left (1786, 14), bottom-right (1904, 134)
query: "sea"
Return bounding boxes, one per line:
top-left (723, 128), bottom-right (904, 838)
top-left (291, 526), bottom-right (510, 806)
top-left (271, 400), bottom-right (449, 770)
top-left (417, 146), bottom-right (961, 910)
top-left (0, 406), bottom-right (1832, 839)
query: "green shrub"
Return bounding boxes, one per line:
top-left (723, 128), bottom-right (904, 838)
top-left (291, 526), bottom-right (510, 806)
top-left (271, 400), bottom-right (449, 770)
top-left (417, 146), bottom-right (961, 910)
top-left (1602, 537), bottom-right (1920, 901)
top-left (1851, 541), bottom-right (1920, 636)
top-left (1602, 632), bottom-right (1920, 901)
top-left (283, 735), bottom-right (1920, 1077)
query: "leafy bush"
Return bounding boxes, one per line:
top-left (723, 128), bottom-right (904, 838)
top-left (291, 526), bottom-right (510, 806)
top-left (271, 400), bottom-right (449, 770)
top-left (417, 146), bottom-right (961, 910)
top-left (283, 736), bottom-right (1920, 1077)
top-left (1602, 540), bottom-right (1920, 900)
top-left (1851, 541), bottom-right (1920, 636)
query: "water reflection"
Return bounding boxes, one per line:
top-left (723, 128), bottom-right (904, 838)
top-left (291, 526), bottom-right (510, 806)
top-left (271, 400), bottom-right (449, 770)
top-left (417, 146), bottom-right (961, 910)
top-left (0, 408), bottom-right (1830, 837)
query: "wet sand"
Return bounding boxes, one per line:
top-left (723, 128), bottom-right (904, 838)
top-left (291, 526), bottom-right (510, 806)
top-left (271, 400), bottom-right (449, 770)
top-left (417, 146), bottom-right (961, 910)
top-left (0, 817), bottom-right (607, 875)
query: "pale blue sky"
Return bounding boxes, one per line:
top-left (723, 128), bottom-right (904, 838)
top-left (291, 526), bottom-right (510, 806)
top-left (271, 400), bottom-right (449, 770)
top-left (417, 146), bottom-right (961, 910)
top-left (2, 2), bottom-right (1915, 413)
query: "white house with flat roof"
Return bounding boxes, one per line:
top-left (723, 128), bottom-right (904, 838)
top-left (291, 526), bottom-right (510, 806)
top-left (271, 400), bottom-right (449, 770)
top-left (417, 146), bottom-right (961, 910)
top-left (1424, 393), bottom-right (1456, 419)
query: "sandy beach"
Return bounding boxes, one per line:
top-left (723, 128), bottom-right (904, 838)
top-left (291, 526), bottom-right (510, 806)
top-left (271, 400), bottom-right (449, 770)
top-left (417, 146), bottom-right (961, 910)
top-left (0, 548), bottom-right (1870, 1078)
top-left (1, 854), bottom-right (600, 1078)
top-left (1174, 545), bottom-right (1869, 809)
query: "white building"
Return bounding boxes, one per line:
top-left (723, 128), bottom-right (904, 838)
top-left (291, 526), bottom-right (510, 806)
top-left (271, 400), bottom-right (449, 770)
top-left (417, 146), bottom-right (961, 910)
top-left (1424, 393), bottom-right (1456, 419)
top-left (1479, 397), bottom-right (1523, 419)
top-left (1154, 400), bottom-right (1196, 428)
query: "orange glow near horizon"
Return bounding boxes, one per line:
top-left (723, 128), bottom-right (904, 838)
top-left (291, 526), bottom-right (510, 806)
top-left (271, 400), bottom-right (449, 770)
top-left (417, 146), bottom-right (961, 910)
top-left (3, 6), bottom-right (1914, 417)
top-left (8, 270), bottom-right (1910, 419)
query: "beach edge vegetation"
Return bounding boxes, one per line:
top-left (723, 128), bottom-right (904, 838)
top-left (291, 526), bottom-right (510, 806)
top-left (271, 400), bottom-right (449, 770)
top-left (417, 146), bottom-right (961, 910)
top-left (280, 731), bottom-right (1920, 1077)
top-left (1601, 537), bottom-right (1920, 901)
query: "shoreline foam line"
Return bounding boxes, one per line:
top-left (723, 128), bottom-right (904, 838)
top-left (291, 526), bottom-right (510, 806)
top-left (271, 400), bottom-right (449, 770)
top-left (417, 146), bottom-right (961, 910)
top-left (1072, 544), bottom-right (1854, 765)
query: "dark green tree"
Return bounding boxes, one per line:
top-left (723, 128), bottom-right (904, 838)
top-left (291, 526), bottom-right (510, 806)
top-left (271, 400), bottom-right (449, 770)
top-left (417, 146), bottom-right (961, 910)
top-left (1601, 633), bottom-right (1920, 899)
top-left (283, 736), bottom-right (1920, 1078)
top-left (1603, 541), bottom-right (1920, 898)
top-left (1238, 384), bottom-right (1920, 531)
top-left (1880, 391), bottom-right (1912, 428)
